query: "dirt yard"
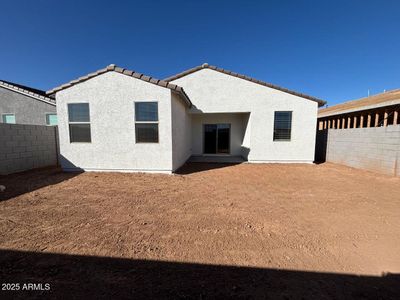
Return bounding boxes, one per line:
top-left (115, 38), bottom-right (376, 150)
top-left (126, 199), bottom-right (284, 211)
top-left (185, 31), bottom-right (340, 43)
top-left (0, 163), bottom-right (399, 299)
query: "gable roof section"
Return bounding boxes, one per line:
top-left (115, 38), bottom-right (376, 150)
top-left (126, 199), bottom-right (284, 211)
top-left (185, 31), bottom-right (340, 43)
top-left (318, 89), bottom-right (400, 118)
top-left (164, 63), bottom-right (326, 106)
top-left (47, 64), bottom-right (192, 108)
top-left (0, 80), bottom-right (56, 106)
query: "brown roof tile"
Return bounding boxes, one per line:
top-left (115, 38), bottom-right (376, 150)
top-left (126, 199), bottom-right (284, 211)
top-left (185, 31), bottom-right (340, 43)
top-left (141, 75), bottom-right (151, 82)
top-left (123, 69), bottom-right (133, 76)
top-left (132, 72), bottom-right (142, 79)
top-left (164, 63), bottom-right (326, 106)
top-left (149, 78), bottom-right (159, 84)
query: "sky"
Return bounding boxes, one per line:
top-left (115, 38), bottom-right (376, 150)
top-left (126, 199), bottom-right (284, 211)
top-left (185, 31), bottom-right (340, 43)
top-left (0, 0), bottom-right (399, 106)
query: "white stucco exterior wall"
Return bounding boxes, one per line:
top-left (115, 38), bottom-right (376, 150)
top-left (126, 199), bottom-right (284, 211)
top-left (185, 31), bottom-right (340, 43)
top-left (56, 72), bottom-right (174, 173)
top-left (171, 92), bottom-right (192, 171)
top-left (171, 69), bottom-right (318, 163)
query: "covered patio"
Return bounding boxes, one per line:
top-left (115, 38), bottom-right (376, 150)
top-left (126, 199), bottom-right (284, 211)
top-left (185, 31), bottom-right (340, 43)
top-left (190, 112), bottom-right (250, 160)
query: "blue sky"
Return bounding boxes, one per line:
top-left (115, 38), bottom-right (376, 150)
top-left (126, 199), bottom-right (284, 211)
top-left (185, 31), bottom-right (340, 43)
top-left (0, 0), bottom-right (399, 106)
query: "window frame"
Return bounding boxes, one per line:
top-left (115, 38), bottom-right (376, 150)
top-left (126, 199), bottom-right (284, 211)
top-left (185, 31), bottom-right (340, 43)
top-left (273, 111), bottom-right (293, 142)
top-left (45, 113), bottom-right (58, 126)
top-left (134, 101), bottom-right (159, 144)
top-left (2, 113), bottom-right (16, 124)
top-left (68, 103), bottom-right (91, 143)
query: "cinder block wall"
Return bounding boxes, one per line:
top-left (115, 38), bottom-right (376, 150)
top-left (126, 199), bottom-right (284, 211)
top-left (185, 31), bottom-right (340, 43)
top-left (325, 126), bottom-right (400, 176)
top-left (0, 123), bottom-right (58, 175)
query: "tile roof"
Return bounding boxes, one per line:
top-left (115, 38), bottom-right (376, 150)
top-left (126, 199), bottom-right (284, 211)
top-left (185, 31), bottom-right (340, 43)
top-left (46, 64), bottom-right (192, 107)
top-left (0, 80), bottom-right (56, 105)
top-left (318, 89), bottom-right (400, 117)
top-left (164, 63), bottom-right (326, 106)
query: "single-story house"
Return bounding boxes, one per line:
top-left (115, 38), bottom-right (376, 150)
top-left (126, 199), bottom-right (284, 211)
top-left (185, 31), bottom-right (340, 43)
top-left (47, 64), bottom-right (325, 173)
top-left (0, 80), bottom-right (57, 126)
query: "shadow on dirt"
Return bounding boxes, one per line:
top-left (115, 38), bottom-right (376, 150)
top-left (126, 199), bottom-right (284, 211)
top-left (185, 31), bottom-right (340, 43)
top-left (0, 167), bottom-right (80, 202)
top-left (176, 162), bottom-right (242, 175)
top-left (0, 249), bottom-right (398, 299)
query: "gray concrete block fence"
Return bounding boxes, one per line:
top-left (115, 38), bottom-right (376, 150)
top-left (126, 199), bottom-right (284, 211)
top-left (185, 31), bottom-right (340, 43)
top-left (0, 123), bottom-right (58, 175)
top-left (321, 125), bottom-right (400, 176)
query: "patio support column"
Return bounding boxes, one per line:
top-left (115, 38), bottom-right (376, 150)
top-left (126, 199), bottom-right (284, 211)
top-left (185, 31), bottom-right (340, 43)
top-left (328, 119), bottom-right (331, 129)
top-left (337, 118), bottom-right (341, 129)
top-left (360, 115), bottom-right (364, 128)
top-left (383, 110), bottom-right (388, 127)
top-left (324, 120), bottom-right (327, 129)
top-left (332, 119), bottom-right (336, 129)
top-left (375, 113), bottom-right (379, 127)
top-left (394, 110), bottom-right (398, 125)
top-left (353, 116), bottom-right (357, 128)
top-left (347, 117), bottom-right (351, 128)
top-left (342, 117), bottom-right (346, 129)
top-left (367, 114), bottom-right (371, 127)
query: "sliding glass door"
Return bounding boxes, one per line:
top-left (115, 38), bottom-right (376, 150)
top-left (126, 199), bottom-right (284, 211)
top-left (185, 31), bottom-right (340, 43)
top-left (203, 124), bottom-right (230, 154)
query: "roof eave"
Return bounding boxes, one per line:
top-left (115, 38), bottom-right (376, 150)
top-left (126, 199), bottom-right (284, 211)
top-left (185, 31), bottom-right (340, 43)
top-left (172, 90), bottom-right (192, 108)
top-left (46, 65), bottom-right (192, 108)
top-left (165, 63), bottom-right (326, 106)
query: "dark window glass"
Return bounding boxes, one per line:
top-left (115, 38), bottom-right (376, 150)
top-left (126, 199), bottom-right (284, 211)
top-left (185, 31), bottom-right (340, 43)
top-left (135, 102), bottom-right (158, 121)
top-left (69, 124), bottom-right (91, 143)
top-left (68, 103), bottom-right (90, 122)
top-left (136, 123), bottom-right (158, 143)
top-left (217, 124), bottom-right (230, 153)
top-left (204, 124), bottom-right (217, 154)
top-left (273, 111), bottom-right (292, 141)
top-left (203, 124), bottom-right (230, 154)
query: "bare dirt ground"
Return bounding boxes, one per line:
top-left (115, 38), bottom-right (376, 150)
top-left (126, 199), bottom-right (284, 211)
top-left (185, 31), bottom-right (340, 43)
top-left (0, 163), bottom-right (399, 299)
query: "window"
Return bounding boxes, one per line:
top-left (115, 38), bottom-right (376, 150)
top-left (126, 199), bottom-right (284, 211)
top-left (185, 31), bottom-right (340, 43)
top-left (2, 114), bottom-right (16, 124)
top-left (46, 114), bottom-right (58, 126)
top-left (204, 124), bottom-right (231, 154)
top-left (135, 102), bottom-right (158, 143)
top-left (273, 111), bottom-right (292, 141)
top-left (68, 103), bottom-right (91, 143)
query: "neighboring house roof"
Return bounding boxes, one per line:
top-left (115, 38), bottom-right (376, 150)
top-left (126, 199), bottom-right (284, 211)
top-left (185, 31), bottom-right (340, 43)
top-left (47, 64), bottom-right (192, 108)
top-left (0, 80), bottom-right (48, 96)
top-left (318, 89), bottom-right (400, 118)
top-left (164, 63), bottom-right (326, 106)
top-left (0, 80), bottom-right (56, 106)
